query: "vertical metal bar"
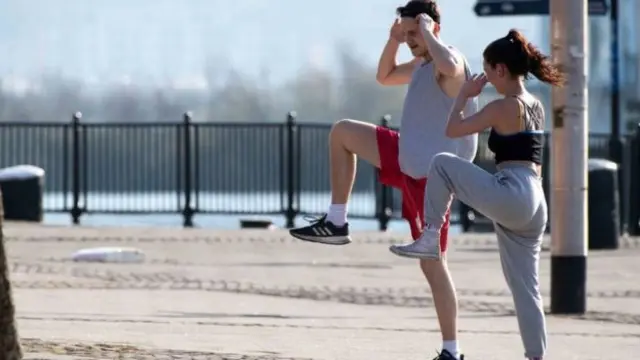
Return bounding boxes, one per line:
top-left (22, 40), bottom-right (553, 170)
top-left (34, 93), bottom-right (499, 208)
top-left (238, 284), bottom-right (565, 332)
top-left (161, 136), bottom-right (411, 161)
top-left (176, 123), bottom-right (182, 214)
top-left (285, 111), bottom-right (297, 228)
top-left (608, 0), bottom-right (625, 233)
top-left (608, 0), bottom-right (622, 163)
top-left (62, 124), bottom-right (69, 211)
top-left (81, 121), bottom-right (88, 214)
top-left (193, 122), bottom-right (200, 212)
top-left (279, 120), bottom-right (286, 215)
top-left (182, 112), bottom-right (194, 227)
top-left (71, 112), bottom-right (82, 224)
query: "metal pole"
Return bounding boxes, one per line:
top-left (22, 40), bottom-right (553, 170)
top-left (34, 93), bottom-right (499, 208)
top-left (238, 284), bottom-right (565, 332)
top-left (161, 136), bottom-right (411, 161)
top-left (608, 0), bottom-right (622, 163)
top-left (608, 0), bottom-right (625, 234)
top-left (549, 0), bottom-right (589, 314)
top-left (71, 112), bottom-right (82, 225)
top-left (285, 111), bottom-right (297, 228)
top-left (182, 111), bottom-right (194, 227)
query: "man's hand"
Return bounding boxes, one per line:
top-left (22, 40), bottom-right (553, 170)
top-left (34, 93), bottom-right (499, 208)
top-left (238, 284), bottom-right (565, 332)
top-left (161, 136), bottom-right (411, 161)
top-left (415, 12), bottom-right (463, 81)
top-left (417, 13), bottom-right (436, 38)
top-left (378, 17), bottom-right (415, 86)
top-left (389, 18), bottom-right (405, 43)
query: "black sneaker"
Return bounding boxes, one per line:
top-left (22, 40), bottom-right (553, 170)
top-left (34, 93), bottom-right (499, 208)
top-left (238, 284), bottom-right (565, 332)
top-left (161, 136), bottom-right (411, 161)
top-left (433, 350), bottom-right (463, 360)
top-left (289, 214), bottom-right (351, 245)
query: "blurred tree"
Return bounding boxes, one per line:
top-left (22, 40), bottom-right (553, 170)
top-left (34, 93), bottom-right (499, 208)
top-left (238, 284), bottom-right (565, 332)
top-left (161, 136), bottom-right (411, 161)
top-left (39, 73), bottom-right (84, 122)
top-left (208, 69), bottom-right (271, 122)
top-left (335, 42), bottom-right (405, 124)
top-left (100, 85), bottom-right (149, 123)
top-left (287, 66), bottom-right (337, 123)
top-left (152, 90), bottom-right (184, 123)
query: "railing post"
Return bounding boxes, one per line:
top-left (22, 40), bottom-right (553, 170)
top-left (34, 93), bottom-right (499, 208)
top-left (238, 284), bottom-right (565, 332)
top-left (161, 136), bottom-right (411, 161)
top-left (285, 111), bottom-right (297, 228)
top-left (70, 112), bottom-right (82, 225)
top-left (182, 112), bottom-right (195, 227)
top-left (376, 115), bottom-right (392, 231)
top-left (628, 123), bottom-right (640, 235)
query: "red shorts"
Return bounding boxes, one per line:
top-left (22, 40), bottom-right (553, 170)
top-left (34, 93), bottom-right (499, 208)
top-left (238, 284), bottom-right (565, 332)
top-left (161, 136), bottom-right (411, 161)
top-left (376, 126), bottom-right (451, 252)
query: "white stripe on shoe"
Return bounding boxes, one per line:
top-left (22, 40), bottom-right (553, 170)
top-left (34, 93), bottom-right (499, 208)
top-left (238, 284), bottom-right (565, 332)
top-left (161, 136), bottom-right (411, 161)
top-left (312, 226), bottom-right (333, 237)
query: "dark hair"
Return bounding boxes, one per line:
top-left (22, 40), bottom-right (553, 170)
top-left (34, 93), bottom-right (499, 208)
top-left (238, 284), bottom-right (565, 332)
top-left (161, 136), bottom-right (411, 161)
top-left (396, 0), bottom-right (440, 24)
top-left (483, 29), bottom-right (564, 86)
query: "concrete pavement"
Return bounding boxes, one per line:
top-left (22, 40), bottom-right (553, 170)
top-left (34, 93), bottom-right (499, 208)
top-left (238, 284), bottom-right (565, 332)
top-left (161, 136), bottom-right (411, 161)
top-left (4, 222), bottom-right (639, 359)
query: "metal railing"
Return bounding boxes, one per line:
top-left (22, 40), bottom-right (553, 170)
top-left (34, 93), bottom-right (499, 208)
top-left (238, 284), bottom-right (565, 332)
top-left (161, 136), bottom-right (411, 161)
top-left (0, 112), bottom-right (638, 234)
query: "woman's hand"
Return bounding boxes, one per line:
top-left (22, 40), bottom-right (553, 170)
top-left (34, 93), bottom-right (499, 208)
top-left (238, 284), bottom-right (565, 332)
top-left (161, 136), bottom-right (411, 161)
top-left (460, 73), bottom-right (488, 98)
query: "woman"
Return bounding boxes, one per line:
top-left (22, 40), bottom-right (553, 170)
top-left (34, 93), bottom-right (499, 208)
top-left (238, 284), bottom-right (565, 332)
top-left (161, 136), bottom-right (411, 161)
top-left (390, 29), bottom-right (564, 360)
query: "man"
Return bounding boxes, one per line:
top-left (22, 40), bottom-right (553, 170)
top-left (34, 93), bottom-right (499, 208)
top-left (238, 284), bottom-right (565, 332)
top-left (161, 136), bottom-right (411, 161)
top-left (290, 1), bottom-right (478, 359)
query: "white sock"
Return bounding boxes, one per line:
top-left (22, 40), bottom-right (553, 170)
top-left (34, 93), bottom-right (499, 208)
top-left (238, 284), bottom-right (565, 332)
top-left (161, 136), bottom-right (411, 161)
top-left (326, 204), bottom-right (347, 226)
top-left (442, 340), bottom-right (460, 359)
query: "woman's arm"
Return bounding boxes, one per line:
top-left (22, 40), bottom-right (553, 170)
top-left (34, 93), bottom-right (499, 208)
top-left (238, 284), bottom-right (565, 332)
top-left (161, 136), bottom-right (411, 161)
top-left (445, 95), bottom-right (507, 138)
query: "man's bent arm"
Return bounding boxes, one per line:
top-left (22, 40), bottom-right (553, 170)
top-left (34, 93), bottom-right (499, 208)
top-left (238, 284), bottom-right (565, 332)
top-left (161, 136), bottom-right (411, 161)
top-left (422, 31), bottom-right (464, 78)
top-left (376, 39), bottom-right (418, 86)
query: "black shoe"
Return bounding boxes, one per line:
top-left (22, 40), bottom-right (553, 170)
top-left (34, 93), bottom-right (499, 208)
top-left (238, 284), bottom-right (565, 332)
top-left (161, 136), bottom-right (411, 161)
top-left (433, 350), bottom-right (463, 360)
top-left (289, 214), bottom-right (351, 245)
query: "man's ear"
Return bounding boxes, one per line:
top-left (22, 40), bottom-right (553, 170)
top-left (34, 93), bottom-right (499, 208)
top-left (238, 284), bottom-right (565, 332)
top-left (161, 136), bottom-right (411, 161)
top-left (434, 23), bottom-right (441, 36)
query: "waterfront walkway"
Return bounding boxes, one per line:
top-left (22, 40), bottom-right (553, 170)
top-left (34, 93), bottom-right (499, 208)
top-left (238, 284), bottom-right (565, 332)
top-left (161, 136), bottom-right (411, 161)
top-left (5, 223), bottom-right (639, 359)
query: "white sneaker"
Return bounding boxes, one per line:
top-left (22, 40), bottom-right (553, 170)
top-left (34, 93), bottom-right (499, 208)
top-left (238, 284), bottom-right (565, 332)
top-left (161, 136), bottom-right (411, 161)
top-left (389, 228), bottom-right (441, 260)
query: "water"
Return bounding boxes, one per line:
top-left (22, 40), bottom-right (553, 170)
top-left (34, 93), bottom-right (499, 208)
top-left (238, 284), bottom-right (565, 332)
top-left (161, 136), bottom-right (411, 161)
top-left (43, 191), bottom-right (395, 214)
top-left (39, 191), bottom-right (463, 235)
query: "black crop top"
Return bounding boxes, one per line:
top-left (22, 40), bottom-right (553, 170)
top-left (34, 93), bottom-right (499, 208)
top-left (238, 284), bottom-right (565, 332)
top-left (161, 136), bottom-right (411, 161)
top-left (487, 96), bottom-right (545, 165)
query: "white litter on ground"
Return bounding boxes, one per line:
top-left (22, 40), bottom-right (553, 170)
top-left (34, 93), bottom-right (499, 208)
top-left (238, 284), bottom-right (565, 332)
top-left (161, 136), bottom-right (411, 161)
top-left (71, 247), bottom-right (146, 263)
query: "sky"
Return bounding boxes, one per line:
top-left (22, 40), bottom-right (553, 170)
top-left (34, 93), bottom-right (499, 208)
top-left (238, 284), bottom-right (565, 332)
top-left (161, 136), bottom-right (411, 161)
top-left (1, 0), bottom-right (639, 132)
top-left (0, 0), bottom-right (546, 88)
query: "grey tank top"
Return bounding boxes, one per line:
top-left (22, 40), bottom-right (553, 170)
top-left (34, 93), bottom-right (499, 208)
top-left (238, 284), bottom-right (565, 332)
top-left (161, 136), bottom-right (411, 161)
top-left (398, 56), bottom-right (479, 179)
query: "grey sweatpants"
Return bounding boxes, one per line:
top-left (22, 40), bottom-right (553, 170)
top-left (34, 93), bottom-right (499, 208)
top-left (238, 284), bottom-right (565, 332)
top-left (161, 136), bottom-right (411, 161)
top-left (425, 152), bottom-right (548, 359)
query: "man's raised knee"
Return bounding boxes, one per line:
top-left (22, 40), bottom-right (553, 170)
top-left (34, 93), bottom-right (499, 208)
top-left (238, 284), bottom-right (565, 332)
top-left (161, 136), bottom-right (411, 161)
top-left (329, 119), bottom-right (348, 143)
top-left (330, 119), bottom-right (373, 146)
top-left (328, 119), bottom-right (381, 165)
